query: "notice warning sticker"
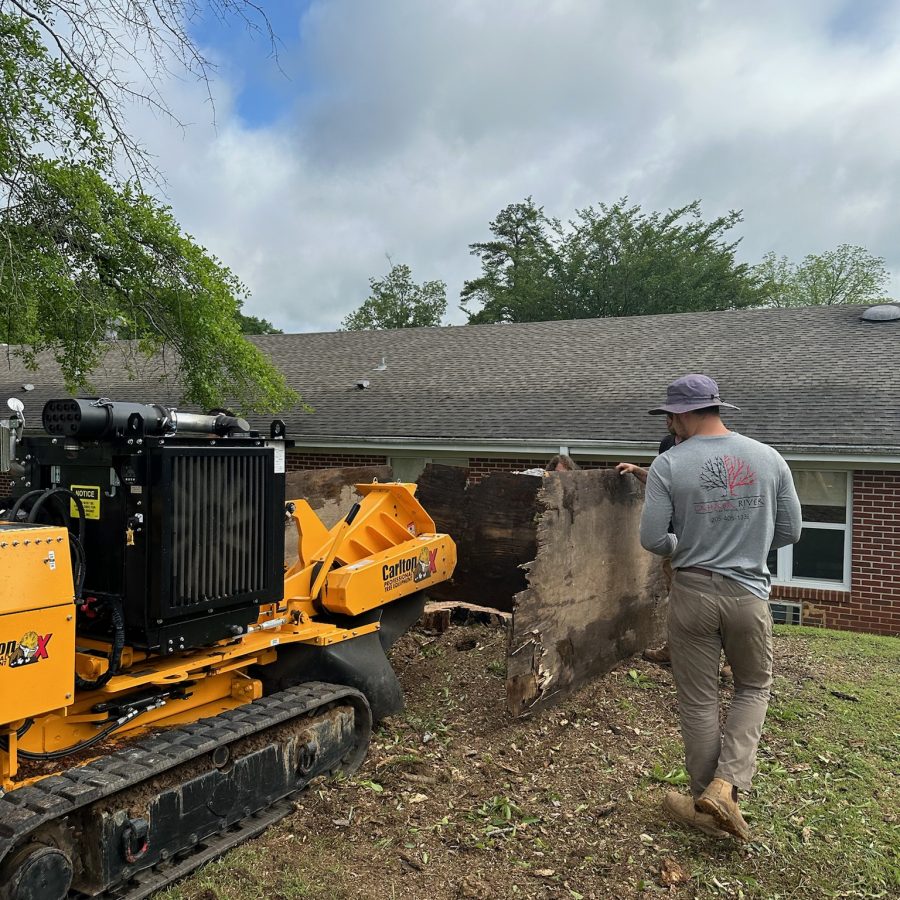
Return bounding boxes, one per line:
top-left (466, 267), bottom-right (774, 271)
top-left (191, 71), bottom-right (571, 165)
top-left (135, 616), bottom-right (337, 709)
top-left (70, 485), bottom-right (101, 520)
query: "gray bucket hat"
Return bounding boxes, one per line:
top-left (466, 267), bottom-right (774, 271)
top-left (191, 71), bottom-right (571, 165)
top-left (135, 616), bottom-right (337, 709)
top-left (648, 374), bottom-right (740, 415)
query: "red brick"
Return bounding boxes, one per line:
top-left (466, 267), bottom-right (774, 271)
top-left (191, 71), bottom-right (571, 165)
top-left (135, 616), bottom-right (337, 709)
top-left (777, 471), bottom-right (899, 636)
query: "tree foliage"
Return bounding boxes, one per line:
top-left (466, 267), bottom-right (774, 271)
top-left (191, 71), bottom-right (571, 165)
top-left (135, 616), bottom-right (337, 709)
top-left (342, 263), bottom-right (447, 331)
top-left (236, 312), bottom-right (283, 334)
top-left (754, 245), bottom-right (890, 307)
top-left (461, 198), bottom-right (764, 323)
top-left (460, 199), bottom-right (561, 324)
top-left (0, 4), bottom-right (294, 412)
top-left (3, 0), bottom-right (277, 176)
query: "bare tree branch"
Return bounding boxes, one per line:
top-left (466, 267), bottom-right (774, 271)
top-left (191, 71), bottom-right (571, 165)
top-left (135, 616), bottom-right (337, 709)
top-left (2, 0), bottom-right (277, 183)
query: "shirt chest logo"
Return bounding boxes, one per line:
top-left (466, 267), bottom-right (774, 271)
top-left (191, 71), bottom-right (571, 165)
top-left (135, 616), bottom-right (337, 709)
top-left (695, 455), bottom-right (764, 516)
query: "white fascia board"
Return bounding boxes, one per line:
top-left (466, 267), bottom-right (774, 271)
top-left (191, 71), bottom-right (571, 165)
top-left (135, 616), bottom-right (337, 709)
top-left (779, 452), bottom-right (900, 470)
top-left (291, 436), bottom-right (900, 469)
top-left (292, 437), bottom-right (660, 457)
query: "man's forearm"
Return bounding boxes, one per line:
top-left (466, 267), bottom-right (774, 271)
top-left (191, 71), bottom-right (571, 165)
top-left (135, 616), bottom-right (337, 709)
top-left (772, 472), bottom-right (803, 548)
top-left (640, 501), bottom-right (677, 556)
top-left (640, 465), bottom-right (676, 556)
top-left (616, 462), bottom-right (649, 484)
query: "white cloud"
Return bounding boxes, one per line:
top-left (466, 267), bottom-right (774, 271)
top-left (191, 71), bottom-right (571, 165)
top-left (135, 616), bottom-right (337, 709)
top-left (131, 0), bottom-right (900, 331)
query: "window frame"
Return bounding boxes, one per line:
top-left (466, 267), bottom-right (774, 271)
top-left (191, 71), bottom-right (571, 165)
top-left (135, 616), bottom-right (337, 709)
top-left (770, 469), bottom-right (852, 591)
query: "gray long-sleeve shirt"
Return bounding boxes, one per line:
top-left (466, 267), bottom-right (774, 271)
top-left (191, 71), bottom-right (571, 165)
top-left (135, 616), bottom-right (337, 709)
top-left (639, 432), bottom-right (802, 598)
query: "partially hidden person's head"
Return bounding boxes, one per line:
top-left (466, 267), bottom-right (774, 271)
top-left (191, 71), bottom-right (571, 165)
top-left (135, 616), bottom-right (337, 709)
top-left (545, 454), bottom-right (580, 472)
top-left (649, 374), bottom-right (739, 440)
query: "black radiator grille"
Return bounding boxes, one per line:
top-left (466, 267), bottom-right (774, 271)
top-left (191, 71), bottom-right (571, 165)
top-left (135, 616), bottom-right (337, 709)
top-left (171, 452), bottom-right (269, 607)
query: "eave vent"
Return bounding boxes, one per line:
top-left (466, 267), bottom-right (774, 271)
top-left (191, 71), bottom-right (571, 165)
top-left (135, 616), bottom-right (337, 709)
top-left (860, 303), bottom-right (900, 323)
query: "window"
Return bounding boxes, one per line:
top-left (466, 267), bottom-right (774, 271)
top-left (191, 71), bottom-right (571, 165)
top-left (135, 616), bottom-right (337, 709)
top-left (770, 470), bottom-right (851, 589)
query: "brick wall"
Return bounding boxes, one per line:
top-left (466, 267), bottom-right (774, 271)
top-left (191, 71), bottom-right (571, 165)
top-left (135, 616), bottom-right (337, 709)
top-left (287, 450), bottom-right (389, 470)
top-left (0, 474), bottom-right (11, 496)
top-left (774, 470), bottom-right (899, 636)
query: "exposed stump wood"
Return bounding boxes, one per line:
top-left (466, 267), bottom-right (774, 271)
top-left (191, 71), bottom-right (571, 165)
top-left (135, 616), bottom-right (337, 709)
top-left (423, 601), bottom-right (512, 629)
top-left (506, 470), bottom-right (667, 717)
top-left (421, 607), bottom-right (452, 633)
top-left (285, 464), bottom-right (665, 717)
top-left (416, 465), bottom-right (542, 612)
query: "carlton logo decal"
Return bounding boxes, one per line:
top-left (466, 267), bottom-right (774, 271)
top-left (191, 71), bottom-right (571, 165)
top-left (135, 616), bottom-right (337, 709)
top-left (382, 549), bottom-right (438, 592)
top-left (0, 631), bottom-right (53, 668)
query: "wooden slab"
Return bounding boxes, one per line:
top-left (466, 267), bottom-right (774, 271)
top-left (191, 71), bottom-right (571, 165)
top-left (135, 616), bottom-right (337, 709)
top-left (506, 469), bottom-right (667, 717)
top-left (416, 465), bottom-right (543, 612)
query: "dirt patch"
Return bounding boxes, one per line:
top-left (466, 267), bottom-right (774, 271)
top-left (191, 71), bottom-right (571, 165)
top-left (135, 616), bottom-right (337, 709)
top-left (163, 624), bottom-right (895, 900)
top-left (321, 623), bottom-right (688, 899)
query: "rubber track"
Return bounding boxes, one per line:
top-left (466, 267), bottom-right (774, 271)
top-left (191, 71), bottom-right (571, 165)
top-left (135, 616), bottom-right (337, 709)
top-left (99, 799), bottom-right (295, 900)
top-left (0, 682), bottom-right (371, 897)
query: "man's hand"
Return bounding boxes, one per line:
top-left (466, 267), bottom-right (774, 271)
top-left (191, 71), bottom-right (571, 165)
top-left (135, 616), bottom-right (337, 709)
top-left (616, 462), bottom-right (649, 484)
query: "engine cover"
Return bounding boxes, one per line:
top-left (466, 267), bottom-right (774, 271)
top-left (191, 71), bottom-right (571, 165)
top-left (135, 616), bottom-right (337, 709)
top-left (0, 523), bottom-right (75, 725)
top-left (12, 433), bottom-right (285, 653)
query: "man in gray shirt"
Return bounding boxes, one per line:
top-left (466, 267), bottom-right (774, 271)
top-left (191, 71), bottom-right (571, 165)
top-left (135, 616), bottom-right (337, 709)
top-left (639, 374), bottom-right (801, 841)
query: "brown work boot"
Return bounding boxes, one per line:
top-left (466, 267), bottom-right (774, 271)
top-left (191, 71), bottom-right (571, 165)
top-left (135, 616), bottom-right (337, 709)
top-left (643, 643), bottom-right (671, 664)
top-left (695, 778), bottom-right (751, 841)
top-left (662, 792), bottom-right (730, 839)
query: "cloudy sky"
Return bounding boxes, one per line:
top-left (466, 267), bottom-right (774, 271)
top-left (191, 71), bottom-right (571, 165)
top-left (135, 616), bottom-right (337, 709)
top-left (134, 0), bottom-right (900, 332)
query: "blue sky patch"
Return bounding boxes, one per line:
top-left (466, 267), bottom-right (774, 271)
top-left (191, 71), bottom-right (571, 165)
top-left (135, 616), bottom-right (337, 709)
top-left (189, 0), bottom-right (317, 127)
top-left (827, 0), bottom-right (893, 46)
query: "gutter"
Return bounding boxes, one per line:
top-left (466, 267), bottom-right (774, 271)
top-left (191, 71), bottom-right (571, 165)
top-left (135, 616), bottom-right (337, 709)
top-left (289, 436), bottom-right (900, 469)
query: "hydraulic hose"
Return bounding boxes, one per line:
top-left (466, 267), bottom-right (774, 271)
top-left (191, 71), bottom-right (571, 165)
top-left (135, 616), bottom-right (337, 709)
top-left (75, 598), bottom-right (125, 692)
top-left (15, 718), bottom-right (126, 761)
top-left (26, 487), bottom-right (86, 546)
top-left (2, 489), bottom-right (46, 523)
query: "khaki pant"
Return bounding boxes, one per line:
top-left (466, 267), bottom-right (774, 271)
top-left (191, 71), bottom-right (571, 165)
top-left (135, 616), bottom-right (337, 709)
top-left (667, 570), bottom-right (773, 797)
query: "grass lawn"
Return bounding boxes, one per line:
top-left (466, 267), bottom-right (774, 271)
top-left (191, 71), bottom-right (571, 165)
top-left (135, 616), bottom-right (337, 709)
top-left (663, 627), bottom-right (899, 898)
top-left (161, 625), bottom-right (899, 900)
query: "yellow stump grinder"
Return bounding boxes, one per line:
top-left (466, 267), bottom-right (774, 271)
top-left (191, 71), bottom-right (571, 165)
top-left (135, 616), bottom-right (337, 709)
top-left (0, 398), bottom-right (456, 899)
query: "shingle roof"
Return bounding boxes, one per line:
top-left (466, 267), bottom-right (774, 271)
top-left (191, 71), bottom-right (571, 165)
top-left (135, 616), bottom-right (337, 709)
top-left (2, 305), bottom-right (898, 455)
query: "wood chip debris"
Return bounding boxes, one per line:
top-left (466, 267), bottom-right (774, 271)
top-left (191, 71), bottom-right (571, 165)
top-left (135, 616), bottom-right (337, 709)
top-left (659, 857), bottom-right (691, 886)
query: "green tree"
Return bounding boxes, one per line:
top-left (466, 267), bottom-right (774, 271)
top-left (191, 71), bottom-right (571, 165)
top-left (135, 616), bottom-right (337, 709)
top-left (753, 252), bottom-right (795, 308)
top-left (4, 1), bottom-right (277, 173)
top-left (755, 245), bottom-right (890, 307)
top-left (460, 198), bottom-right (563, 324)
top-left (565, 200), bottom-right (760, 318)
top-left (237, 312), bottom-right (283, 334)
top-left (342, 263), bottom-right (447, 330)
top-left (461, 198), bottom-right (763, 323)
top-left (0, 4), bottom-right (294, 413)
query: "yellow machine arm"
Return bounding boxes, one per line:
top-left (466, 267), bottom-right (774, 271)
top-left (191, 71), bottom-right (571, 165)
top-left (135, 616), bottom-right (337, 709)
top-left (284, 481), bottom-right (456, 618)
